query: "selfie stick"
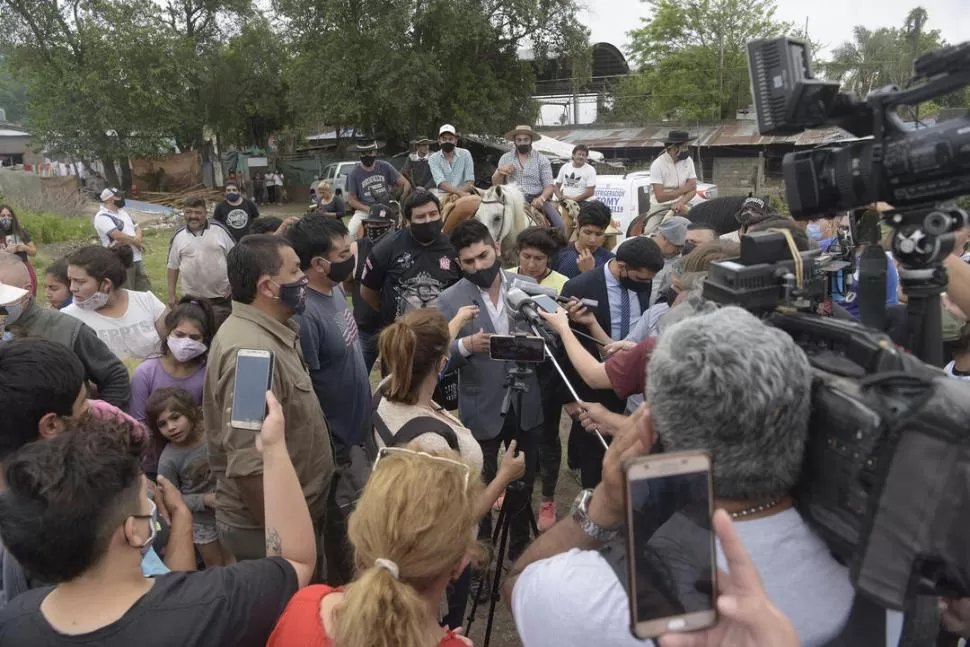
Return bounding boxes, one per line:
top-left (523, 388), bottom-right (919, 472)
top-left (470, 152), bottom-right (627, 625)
top-left (506, 289), bottom-right (609, 450)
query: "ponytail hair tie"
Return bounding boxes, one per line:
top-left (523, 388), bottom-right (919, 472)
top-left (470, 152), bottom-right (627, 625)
top-left (374, 558), bottom-right (400, 580)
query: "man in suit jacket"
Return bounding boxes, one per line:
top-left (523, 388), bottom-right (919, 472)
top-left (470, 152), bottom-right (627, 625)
top-left (438, 220), bottom-right (543, 559)
top-left (560, 236), bottom-right (665, 487)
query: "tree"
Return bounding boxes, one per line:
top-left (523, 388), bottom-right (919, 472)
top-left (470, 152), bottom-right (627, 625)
top-left (278, 0), bottom-right (587, 144)
top-left (606, 0), bottom-right (799, 122)
top-left (0, 56), bottom-right (28, 123)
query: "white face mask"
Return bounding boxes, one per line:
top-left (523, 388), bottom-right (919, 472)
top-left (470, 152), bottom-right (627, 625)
top-left (73, 290), bottom-right (109, 311)
top-left (167, 335), bottom-right (208, 362)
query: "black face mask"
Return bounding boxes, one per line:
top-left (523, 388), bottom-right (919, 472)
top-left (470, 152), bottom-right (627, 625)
top-left (619, 271), bottom-right (651, 294)
top-left (681, 241), bottom-right (697, 256)
top-left (360, 156), bottom-right (375, 167)
top-left (326, 257), bottom-right (355, 283)
top-left (676, 151), bottom-right (690, 162)
top-left (465, 259), bottom-right (501, 289)
top-left (410, 219), bottom-right (443, 245)
top-left (440, 142), bottom-right (456, 153)
top-left (516, 144), bottom-right (531, 154)
top-left (276, 276), bottom-right (308, 313)
top-left (364, 224), bottom-right (393, 243)
top-left (661, 286), bottom-right (679, 305)
top-left (115, 198), bottom-right (127, 208)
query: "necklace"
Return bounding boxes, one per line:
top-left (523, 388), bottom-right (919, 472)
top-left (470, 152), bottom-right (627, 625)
top-left (730, 498), bottom-right (782, 519)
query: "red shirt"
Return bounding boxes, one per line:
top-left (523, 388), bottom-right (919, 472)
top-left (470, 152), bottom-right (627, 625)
top-left (604, 337), bottom-right (657, 399)
top-left (268, 585), bottom-right (469, 647)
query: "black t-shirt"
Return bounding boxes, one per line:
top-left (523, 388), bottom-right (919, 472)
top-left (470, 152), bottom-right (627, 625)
top-left (359, 228), bottom-right (461, 326)
top-left (213, 199), bottom-right (260, 241)
top-left (0, 557), bottom-right (298, 646)
top-left (352, 235), bottom-right (383, 334)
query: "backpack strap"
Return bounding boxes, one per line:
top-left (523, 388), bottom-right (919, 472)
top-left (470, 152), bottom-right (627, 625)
top-left (393, 416), bottom-right (460, 451)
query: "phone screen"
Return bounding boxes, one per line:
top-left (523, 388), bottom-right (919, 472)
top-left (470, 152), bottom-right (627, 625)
top-left (629, 469), bottom-right (714, 623)
top-left (231, 351), bottom-right (274, 427)
top-left (532, 294), bottom-right (559, 313)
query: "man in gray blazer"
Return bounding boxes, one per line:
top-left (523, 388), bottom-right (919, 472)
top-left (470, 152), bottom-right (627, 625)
top-left (438, 220), bottom-right (544, 559)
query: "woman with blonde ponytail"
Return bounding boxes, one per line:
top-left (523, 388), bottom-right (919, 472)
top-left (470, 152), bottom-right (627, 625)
top-left (268, 449), bottom-right (484, 647)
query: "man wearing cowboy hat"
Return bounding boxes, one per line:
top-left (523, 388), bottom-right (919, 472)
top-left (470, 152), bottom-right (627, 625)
top-left (492, 124), bottom-right (565, 232)
top-left (401, 136), bottom-right (437, 192)
top-left (429, 124), bottom-right (475, 200)
top-left (346, 138), bottom-right (411, 239)
top-left (649, 130), bottom-right (698, 213)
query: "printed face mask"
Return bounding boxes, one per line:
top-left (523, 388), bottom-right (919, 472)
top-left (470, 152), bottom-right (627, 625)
top-left (74, 288), bottom-right (110, 311)
top-left (272, 276), bottom-right (309, 314)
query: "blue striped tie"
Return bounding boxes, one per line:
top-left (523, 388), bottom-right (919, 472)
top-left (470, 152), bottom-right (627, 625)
top-left (620, 288), bottom-right (630, 339)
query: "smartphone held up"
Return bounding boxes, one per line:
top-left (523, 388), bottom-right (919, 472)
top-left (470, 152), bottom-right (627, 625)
top-left (624, 451), bottom-right (717, 639)
top-left (229, 349), bottom-right (275, 431)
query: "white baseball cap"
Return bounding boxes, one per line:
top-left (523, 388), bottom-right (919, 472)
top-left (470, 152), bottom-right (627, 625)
top-left (0, 282), bottom-right (28, 306)
top-left (99, 187), bottom-right (122, 202)
top-left (439, 124), bottom-right (457, 137)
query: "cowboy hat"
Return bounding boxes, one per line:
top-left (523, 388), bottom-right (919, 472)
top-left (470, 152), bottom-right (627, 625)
top-left (503, 124), bottom-right (541, 142)
top-left (353, 138), bottom-right (386, 152)
top-left (662, 130), bottom-right (696, 145)
top-left (412, 136), bottom-right (433, 145)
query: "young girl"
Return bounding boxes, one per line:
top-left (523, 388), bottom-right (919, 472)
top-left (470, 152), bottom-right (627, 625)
top-left (146, 387), bottom-right (230, 568)
top-left (0, 205), bottom-right (37, 294)
top-left (44, 257), bottom-right (73, 309)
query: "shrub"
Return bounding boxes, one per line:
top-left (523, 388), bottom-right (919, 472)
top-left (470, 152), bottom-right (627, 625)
top-left (18, 212), bottom-right (93, 244)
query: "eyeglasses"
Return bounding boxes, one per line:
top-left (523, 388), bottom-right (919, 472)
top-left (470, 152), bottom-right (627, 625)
top-left (373, 447), bottom-right (471, 491)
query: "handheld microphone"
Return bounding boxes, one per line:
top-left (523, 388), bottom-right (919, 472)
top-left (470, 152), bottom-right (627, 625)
top-left (509, 278), bottom-right (598, 309)
top-left (504, 288), bottom-right (545, 328)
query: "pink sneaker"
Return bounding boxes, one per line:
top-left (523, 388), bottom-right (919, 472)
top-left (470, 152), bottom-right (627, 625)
top-left (538, 501), bottom-right (557, 532)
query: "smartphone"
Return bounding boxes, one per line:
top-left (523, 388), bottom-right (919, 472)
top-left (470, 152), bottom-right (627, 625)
top-left (229, 349), bottom-right (275, 430)
top-left (488, 334), bottom-right (545, 363)
top-left (531, 293), bottom-right (559, 313)
top-left (624, 451), bottom-right (716, 639)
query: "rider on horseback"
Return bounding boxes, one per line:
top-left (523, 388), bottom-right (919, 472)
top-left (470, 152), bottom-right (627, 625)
top-left (493, 125), bottom-right (566, 232)
top-left (428, 124), bottom-right (476, 201)
top-left (649, 130), bottom-right (698, 215)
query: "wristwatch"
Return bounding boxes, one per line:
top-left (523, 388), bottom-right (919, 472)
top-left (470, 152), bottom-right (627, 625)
top-left (570, 489), bottom-right (621, 543)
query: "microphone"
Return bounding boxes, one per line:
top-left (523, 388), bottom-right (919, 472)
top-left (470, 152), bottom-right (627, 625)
top-left (505, 288), bottom-right (545, 328)
top-left (509, 278), bottom-right (598, 309)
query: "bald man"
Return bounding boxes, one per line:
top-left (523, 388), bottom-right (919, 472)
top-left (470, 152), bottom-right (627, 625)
top-left (0, 252), bottom-right (130, 410)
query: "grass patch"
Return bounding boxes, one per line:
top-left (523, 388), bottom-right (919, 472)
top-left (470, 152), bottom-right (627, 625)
top-left (140, 229), bottom-right (173, 303)
top-left (19, 212), bottom-right (93, 244)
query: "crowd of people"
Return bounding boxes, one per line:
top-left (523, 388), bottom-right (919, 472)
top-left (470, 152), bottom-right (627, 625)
top-left (0, 123), bottom-right (968, 647)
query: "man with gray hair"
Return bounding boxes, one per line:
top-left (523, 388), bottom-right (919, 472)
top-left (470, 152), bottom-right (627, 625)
top-left (648, 215), bottom-right (689, 307)
top-left (506, 306), bottom-right (855, 647)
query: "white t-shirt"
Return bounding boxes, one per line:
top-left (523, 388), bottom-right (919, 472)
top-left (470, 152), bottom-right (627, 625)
top-left (649, 154), bottom-right (697, 206)
top-left (512, 508), bottom-right (858, 647)
top-left (63, 290), bottom-right (166, 361)
top-left (944, 361), bottom-right (970, 380)
top-left (167, 222), bottom-right (236, 299)
top-left (93, 207), bottom-right (142, 262)
top-left (556, 163), bottom-right (597, 200)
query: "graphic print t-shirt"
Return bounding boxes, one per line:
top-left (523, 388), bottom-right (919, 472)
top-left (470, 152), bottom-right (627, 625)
top-left (213, 199), bottom-right (260, 242)
top-left (346, 161), bottom-right (401, 207)
top-left (62, 290), bottom-right (166, 361)
top-left (360, 229), bottom-right (461, 326)
top-left (556, 163), bottom-right (597, 200)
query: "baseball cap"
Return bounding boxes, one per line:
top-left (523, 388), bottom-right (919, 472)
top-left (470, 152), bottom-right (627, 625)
top-left (364, 203), bottom-right (394, 223)
top-left (0, 282), bottom-right (28, 306)
top-left (657, 216), bottom-right (690, 247)
top-left (99, 187), bottom-right (122, 202)
top-left (439, 124), bottom-right (457, 137)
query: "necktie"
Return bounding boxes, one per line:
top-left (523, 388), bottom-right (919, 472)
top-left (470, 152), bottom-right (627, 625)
top-left (619, 287), bottom-right (631, 339)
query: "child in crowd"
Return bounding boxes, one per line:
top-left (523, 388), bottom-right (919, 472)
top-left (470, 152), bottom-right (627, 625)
top-left (146, 387), bottom-right (230, 568)
top-left (43, 257), bottom-right (73, 309)
top-left (554, 200), bottom-right (615, 279)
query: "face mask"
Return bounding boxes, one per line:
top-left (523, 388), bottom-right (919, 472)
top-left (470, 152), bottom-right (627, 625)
top-left (440, 142), bottom-right (456, 153)
top-left (465, 259), bottom-right (501, 289)
top-left (130, 500), bottom-right (159, 557)
top-left (226, 192), bottom-right (239, 201)
top-left (325, 256), bottom-right (355, 283)
top-left (0, 299), bottom-right (25, 329)
top-left (168, 335), bottom-right (208, 362)
top-left (0, 216), bottom-right (11, 230)
top-left (365, 224), bottom-right (392, 243)
top-left (360, 156), bottom-right (376, 167)
top-left (662, 286), bottom-right (679, 305)
top-left (619, 271), bottom-right (651, 294)
top-left (806, 223), bottom-right (824, 241)
top-left (681, 241), bottom-right (697, 256)
top-left (410, 219), bottom-right (443, 245)
top-left (516, 144), bottom-right (531, 155)
top-left (676, 151), bottom-right (690, 162)
top-left (272, 276), bottom-right (308, 313)
top-left (115, 198), bottom-right (126, 208)
top-left (74, 289), bottom-right (110, 311)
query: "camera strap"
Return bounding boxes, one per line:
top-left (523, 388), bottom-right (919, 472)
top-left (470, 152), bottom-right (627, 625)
top-left (858, 244), bottom-right (888, 331)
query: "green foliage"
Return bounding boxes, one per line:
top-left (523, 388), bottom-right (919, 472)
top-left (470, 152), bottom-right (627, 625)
top-left (18, 212), bottom-right (91, 243)
top-left (608, 0), bottom-right (798, 122)
top-left (0, 56), bottom-right (27, 123)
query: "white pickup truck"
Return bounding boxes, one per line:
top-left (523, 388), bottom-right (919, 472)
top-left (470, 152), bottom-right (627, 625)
top-left (593, 171), bottom-right (718, 242)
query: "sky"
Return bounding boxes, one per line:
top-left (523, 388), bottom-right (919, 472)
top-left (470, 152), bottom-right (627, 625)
top-left (581, 0), bottom-right (970, 60)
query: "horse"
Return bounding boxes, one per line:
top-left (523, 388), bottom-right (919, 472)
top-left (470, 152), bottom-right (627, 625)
top-left (443, 184), bottom-right (547, 262)
top-left (623, 195), bottom-right (760, 238)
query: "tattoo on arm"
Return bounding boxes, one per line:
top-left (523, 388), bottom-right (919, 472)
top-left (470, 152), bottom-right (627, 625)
top-left (265, 529), bottom-right (282, 556)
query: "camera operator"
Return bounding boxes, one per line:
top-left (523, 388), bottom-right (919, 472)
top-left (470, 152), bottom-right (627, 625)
top-left (506, 306), bottom-right (856, 647)
top-left (437, 220), bottom-right (543, 562)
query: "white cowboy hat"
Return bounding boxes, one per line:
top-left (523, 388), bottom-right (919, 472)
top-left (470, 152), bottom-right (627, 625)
top-left (503, 125), bottom-right (541, 142)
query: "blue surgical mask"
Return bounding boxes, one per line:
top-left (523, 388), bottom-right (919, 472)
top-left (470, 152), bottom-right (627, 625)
top-left (806, 223), bottom-right (824, 241)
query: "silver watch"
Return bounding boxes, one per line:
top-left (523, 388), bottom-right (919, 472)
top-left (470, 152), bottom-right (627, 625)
top-left (570, 489), bottom-right (621, 543)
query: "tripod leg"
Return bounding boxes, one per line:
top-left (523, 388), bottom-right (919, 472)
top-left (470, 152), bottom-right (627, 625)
top-left (482, 491), bottom-right (515, 647)
top-left (464, 495), bottom-right (509, 634)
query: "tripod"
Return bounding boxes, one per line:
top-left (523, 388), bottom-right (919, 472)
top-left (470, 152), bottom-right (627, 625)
top-left (465, 363), bottom-right (540, 647)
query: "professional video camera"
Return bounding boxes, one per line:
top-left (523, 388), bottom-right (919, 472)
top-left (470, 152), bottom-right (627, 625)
top-left (696, 38), bottom-right (970, 616)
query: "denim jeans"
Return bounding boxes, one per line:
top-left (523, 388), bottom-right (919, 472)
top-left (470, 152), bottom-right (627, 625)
top-left (525, 193), bottom-right (565, 232)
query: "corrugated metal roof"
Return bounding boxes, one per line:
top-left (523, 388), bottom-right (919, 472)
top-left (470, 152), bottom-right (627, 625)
top-left (539, 122), bottom-right (856, 149)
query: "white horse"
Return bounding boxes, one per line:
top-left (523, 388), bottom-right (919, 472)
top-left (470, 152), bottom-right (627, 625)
top-left (473, 183), bottom-right (534, 258)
